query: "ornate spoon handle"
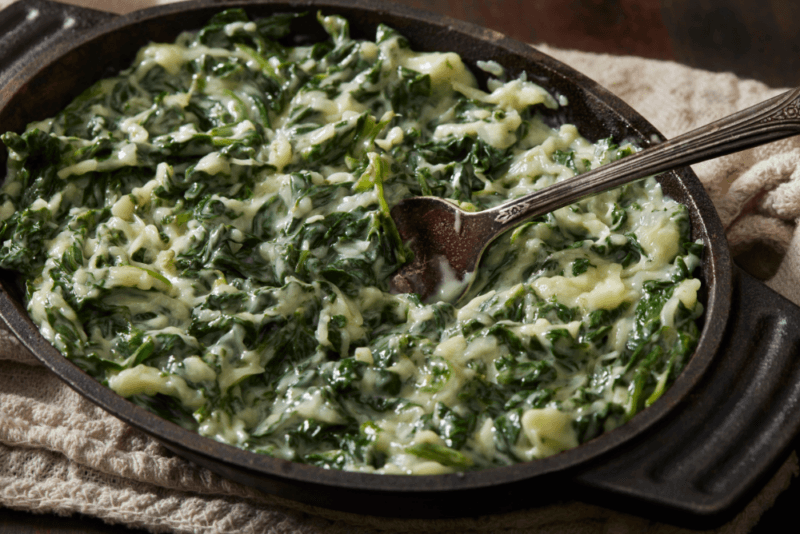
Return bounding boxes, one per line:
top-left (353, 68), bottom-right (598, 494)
top-left (488, 87), bottom-right (800, 231)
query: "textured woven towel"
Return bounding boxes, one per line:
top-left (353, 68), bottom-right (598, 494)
top-left (1, 1), bottom-right (799, 532)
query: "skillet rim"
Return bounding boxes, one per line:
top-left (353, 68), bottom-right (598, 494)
top-left (0, 0), bottom-right (732, 505)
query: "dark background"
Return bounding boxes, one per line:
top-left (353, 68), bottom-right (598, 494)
top-left (2, 0), bottom-right (798, 532)
top-left (399, 0), bottom-right (800, 88)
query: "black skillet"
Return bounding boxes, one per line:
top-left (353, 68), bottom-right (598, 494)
top-left (1, 0), bottom-right (799, 528)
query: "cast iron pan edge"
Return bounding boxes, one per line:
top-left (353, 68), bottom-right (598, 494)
top-left (0, 0), bottom-right (733, 518)
top-left (1, 0), bottom-right (793, 526)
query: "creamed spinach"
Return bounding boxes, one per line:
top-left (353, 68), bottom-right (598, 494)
top-left (0, 10), bottom-right (704, 473)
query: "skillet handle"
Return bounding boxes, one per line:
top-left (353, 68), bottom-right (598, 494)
top-left (0, 0), bottom-right (115, 88)
top-left (573, 266), bottom-right (800, 528)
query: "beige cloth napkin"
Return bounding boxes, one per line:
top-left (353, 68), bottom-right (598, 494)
top-left (1, 1), bottom-right (800, 532)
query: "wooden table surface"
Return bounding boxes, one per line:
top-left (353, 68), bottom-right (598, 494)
top-left (2, 0), bottom-right (798, 532)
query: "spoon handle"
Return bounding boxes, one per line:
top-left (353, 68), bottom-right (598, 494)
top-left (488, 86), bottom-right (800, 231)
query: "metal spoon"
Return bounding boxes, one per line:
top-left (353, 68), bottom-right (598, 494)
top-left (389, 86), bottom-right (800, 303)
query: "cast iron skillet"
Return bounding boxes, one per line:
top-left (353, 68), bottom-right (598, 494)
top-left (1, 0), bottom-right (800, 527)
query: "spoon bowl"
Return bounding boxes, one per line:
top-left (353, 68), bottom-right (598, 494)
top-left (389, 197), bottom-right (484, 302)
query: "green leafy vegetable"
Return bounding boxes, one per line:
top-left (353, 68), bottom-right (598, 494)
top-left (0, 9), bottom-right (704, 474)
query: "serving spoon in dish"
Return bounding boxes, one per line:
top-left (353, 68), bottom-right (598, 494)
top-left (389, 86), bottom-right (800, 303)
